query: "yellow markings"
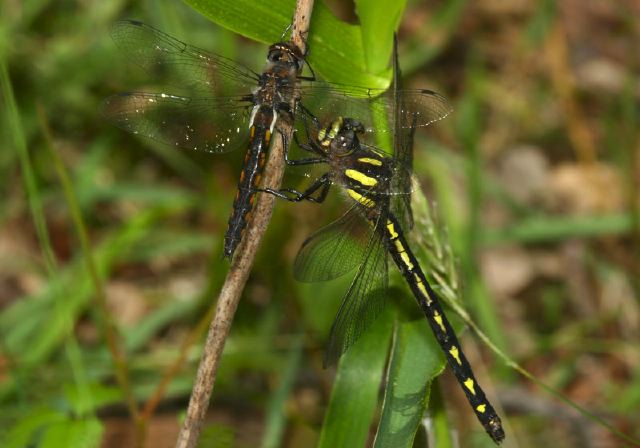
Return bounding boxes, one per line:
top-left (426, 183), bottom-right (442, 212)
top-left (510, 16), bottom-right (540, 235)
top-left (358, 157), bottom-right (382, 166)
top-left (393, 239), bottom-right (414, 270)
top-left (328, 117), bottom-right (343, 139)
top-left (433, 311), bottom-right (446, 333)
top-left (400, 252), bottom-right (413, 270)
top-left (264, 129), bottom-right (271, 143)
top-left (464, 378), bottom-right (476, 395)
top-left (347, 189), bottom-right (375, 208)
top-left (414, 275), bottom-right (430, 302)
top-left (249, 126), bottom-right (255, 139)
top-left (449, 346), bottom-right (462, 365)
top-left (320, 118), bottom-right (344, 147)
top-left (386, 221), bottom-right (398, 239)
top-left (476, 404), bottom-right (486, 413)
top-left (345, 169), bottom-right (378, 187)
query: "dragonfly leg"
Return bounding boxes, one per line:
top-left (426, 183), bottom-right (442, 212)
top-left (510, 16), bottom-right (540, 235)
top-left (259, 173), bottom-right (331, 203)
top-left (297, 61), bottom-right (316, 81)
top-left (297, 103), bottom-right (321, 131)
top-left (278, 127), bottom-right (325, 165)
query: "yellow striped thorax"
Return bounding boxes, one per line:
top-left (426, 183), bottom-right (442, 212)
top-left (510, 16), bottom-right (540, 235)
top-left (344, 169), bottom-right (378, 187)
top-left (357, 157), bottom-right (383, 166)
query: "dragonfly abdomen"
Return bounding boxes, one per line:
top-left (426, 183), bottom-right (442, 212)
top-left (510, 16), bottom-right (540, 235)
top-left (382, 214), bottom-right (505, 444)
top-left (223, 106), bottom-right (274, 259)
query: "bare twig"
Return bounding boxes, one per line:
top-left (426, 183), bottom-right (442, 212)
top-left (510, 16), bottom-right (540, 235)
top-left (175, 2), bottom-right (314, 447)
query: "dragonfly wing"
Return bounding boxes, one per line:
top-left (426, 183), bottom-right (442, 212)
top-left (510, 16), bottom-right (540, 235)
top-left (390, 41), bottom-right (416, 230)
top-left (298, 84), bottom-right (452, 132)
top-left (324, 215), bottom-right (388, 367)
top-left (111, 20), bottom-right (260, 95)
top-left (294, 204), bottom-right (370, 282)
top-left (101, 92), bottom-right (252, 153)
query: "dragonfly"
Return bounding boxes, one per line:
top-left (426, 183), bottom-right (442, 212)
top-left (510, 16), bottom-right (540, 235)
top-left (263, 42), bottom-right (505, 443)
top-left (102, 20), bottom-right (452, 259)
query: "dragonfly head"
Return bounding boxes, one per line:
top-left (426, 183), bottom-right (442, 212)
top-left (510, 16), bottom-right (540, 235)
top-left (318, 117), bottom-right (365, 157)
top-left (267, 42), bottom-right (305, 72)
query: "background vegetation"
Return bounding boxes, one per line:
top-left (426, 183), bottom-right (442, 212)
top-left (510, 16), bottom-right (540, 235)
top-left (1, 0), bottom-right (638, 447)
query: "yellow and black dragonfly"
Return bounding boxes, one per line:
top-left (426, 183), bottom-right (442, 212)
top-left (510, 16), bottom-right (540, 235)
top-left (263, 47), bottom-right (505, 443)
top-left (102, 20), bottom-right (454, 259)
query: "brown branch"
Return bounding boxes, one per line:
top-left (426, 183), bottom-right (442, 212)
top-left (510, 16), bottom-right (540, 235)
top-left (174, 2), bottom-right (314, 447)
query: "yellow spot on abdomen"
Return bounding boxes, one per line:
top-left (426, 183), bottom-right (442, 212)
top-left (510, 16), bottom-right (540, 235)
top-left (345, 169), bottom-right (377, 187)
top-left (347, 189), bottom-right (375, 208)
top-left (393, 239), bottom-right (414, 270)
top-left (449, 346), bottom-right (462, 365)
top-left (414, 275), bottom-right (431, 303)
top-left (464, 378), bottom-right (476, 395)
top-left (400, 252), bottom-right (413, 270)
top-left (358, 157), bottom-right (382, 166)
top-left (249, 126), bottom-right (255, 138)
top-left (476, 404), bottom-right (486, 413)
top-left (386, 221), bottom-right (398, 239)
top-left (433, 311), bottom-right (446, 332)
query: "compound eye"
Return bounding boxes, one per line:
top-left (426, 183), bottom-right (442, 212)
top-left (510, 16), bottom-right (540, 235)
top-left (268, 50), bottom-right (282, 62)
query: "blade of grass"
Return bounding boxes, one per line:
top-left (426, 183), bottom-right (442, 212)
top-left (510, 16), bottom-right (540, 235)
top-left (355, 0), bottom-right (406, 74)
top-left (481, 213), bottom-right (635, 245)
top-left (429, 381), bottom-right (455, 448)
top-left (373, 317), bottom-right (447, 448)
top-left (261, 333), bottom-right (304, 448)
top-left (318, 310), bottom-right (393, 448)
top-left (1, 61), bottom-right (95, 424)
top-left (37, 104), bottom-right (140, 424)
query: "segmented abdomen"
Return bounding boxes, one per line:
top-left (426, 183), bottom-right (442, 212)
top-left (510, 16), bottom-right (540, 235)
top-left (223, 113), bottom-right (272, 259)
top-left (382, 214), bottom-right (505, 443)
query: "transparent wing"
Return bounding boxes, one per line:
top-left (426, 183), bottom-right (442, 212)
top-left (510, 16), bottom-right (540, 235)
top-left (390, 113), bottom-right (418, 230)
top-left (389, 37), bottom-right (416, 230)
top-left (324, 215), bottom-right (388, 367)
top-left (101, 92), bottom-right (252, 153)
top-left (111, 20), bottom-right (260, 95)
top-left (294, 204), bottom-right (370, 282)
top-left (298, 84), bottom-right (452, 133)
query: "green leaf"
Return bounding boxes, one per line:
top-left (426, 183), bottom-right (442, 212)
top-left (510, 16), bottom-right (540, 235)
top-left (261, 333), bottom-right (304, 448)
top-left (373, 317), bottom-right (446, 448)
top-left (183, 0), bottom-right (390, 87)
top-left (318, 310), bottom-right (393, 448)
top-left (0, 408), bottom-right (63, 448)
top-left (355, 0), bottom-right (407, 73)
top-left (39, 417), bottom-right (103, 448)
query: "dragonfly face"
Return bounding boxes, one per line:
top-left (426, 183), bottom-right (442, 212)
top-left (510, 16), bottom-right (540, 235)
top-left (266, 42), bottom-right (305, 74)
